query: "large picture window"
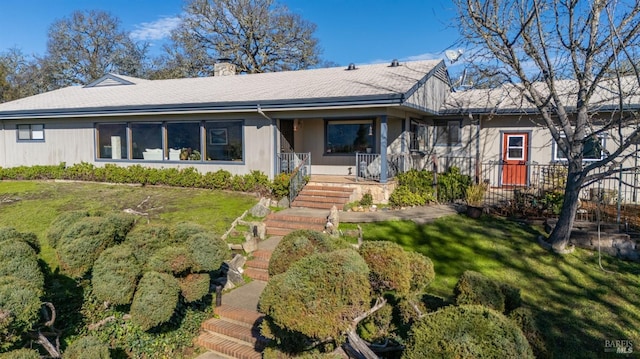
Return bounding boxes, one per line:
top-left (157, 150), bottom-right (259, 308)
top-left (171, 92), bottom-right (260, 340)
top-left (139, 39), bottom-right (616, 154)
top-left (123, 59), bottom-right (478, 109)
top-left (131, 123), bottom-right (163, 160)
top-left (205, 121), bottom-right (243, 161)
top-left (167, 122), bottom-right (201, 161)
top-left (434, 120), bottom-right (461, 146)
top-left (325, 119), bottom-right (375, 154)
top-left (553, 134), bottom-right (605, 161)
top-left (97, 123), bottom-right (128, 159)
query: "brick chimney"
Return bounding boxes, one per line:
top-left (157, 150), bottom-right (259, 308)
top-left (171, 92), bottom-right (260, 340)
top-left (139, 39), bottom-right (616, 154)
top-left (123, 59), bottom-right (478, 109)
top-left (214, 58), bottom-right (236, 76)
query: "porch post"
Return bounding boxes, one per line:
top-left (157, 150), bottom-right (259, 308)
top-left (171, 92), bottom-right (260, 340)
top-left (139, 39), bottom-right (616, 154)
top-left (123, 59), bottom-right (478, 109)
top-left (380, 115), bottom-right (388, 183)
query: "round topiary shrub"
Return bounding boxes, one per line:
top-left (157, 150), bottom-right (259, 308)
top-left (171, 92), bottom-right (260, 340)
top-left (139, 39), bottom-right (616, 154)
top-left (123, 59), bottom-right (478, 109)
top-left (186, 232), bottom-right (229, 272)
top-left (402, 305), bottom-right (534, 359)
top-left (125, 225), bottom-right (174, 265)
top-left (92, 245), bottom-right (141, 305)
top-left (0, 240), bottom-right (44, 289)
top-left (509, 307), bottom-right (548, 358)
top-left (63, 335), bottom-right (110, 359)
top-left (259, 249), bottom-right (371, 342)
top-left (268, 229), bottom-right (349, 276)
top-left (0, 348), bottom-right (41, 359)
top-left (130, 271), bottom-right (180, 331)
top-left (46, 211), bottom-right (90, 248)
top-left (359, 241), bottom-right (412, 295)
top-left (0, 276), bottom-right (43, 349)
top-left (178, 273), bottom-right (211, 303)
top-left (406, 251), bottom-right (435, 293)
top-left (454, 270), bottom-right (506, 312)
top-left (0, 228), bottom-right (39, 253)
top-left (146, 246), bottom-right (193, 274)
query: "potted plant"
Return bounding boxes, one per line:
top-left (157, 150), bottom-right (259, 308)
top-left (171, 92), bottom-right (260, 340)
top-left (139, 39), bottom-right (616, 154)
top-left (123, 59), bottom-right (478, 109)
top-left (465, 183), bottom-right (487, 218)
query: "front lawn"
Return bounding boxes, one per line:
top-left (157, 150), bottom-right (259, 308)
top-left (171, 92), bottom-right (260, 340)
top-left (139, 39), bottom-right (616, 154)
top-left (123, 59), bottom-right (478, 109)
top-left (352, 215), bottom-right (640, 358)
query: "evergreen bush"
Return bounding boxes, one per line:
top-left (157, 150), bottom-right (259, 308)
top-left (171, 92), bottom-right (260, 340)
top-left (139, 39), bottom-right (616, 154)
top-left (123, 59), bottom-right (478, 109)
top-left (260, 249), bottom-right (371, 343)
top-left (92, 245), bottom-right (141, 305)
top-left (171, 222), bottom-right (207, 243)
top-left (63, 335), bottom-right (110, 359)
top-left (130, 272), bottom-right (180, 331)
top-left (186, 232), bottom-right (229, 272)
top-left (46, 211), bottom-right (90, 248)
top-left (0, 348), bottom-right (41, 359)
top-left (0, 228), bottom-right (39, 253)
top-left (146, 246), bottom-right (193, 274)
top-left (0, 277), bottom-right (43, 349)
top-left (0, 241), bottom-right (44, 288)
top-left (436, 166), bottom-right (472, 202)
top-left (406, 251), bottom-right (435, 293)
top-left (402, 305), bottom-right (533, 359)
top-left (509, 307), bottom-right (548, 358)
top-left (178, 273), bottom-right (211, 303)
top-left (454, 270), bottom-right (506, 312)
top-left (359, 241), bottom-right (412, 295)
top-left (268, 230), bottom-right (349, 276)
top-left (126, 225), bottom-right (174, 265)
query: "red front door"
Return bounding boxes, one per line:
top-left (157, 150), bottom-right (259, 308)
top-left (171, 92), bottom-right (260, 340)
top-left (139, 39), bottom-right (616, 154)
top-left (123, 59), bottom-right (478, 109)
top-left (502, 133), bottom-right (529, 186)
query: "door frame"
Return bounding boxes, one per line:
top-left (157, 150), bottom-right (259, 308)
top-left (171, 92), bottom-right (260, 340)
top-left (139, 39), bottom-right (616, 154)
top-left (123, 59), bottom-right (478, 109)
top-left (499, 130), bottom-right (532, 187)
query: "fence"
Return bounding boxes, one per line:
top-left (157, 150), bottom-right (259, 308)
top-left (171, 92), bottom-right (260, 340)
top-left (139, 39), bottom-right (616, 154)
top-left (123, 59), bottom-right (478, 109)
top-left (355, 153), bottom-right (406, 182)
top-left (277, 152), bottom-right (311, 175)
top-left (480, 161), bottom-right (640, 225)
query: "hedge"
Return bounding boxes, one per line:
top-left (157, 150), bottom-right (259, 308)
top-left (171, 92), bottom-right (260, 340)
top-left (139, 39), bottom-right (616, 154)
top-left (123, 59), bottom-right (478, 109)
top-left (130, 271), bottom-right (180, 331)
top-left (92, 245), bottom-right (141, 305)
top-left (402, 305), bottom-right (534, 359)
top-left (268, 230), bottom-right (349, 276)
top-left (259, 249), bottom-right (371, 344)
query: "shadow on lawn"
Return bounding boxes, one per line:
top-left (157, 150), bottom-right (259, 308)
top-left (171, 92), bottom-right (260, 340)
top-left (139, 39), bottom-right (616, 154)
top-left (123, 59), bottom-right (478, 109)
top-left (360, 214), bottom-right (640, 359)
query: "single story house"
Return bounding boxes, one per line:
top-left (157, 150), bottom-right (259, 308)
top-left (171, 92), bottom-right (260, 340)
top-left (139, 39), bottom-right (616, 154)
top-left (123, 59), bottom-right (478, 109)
top-left (0, 59), bottom-right (638, 202)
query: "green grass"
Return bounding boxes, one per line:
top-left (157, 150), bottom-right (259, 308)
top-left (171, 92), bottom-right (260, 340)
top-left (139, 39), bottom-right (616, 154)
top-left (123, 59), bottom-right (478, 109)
top-left (0, 180), bottom-right (256, 268)
top-left (352, 215), bottom-right (640, 358)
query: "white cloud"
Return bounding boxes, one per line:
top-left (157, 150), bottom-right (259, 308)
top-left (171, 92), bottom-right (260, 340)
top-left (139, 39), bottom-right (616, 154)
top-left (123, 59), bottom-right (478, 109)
top-left (130, 16), bottom-right (182, 41)
top-left (402, 52), bottom-right (444, 62)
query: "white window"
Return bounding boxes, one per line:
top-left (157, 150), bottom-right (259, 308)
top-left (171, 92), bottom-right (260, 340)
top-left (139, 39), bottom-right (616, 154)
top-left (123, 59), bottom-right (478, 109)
top-left (553, 134), bottom-right (605, 161)
top-left (17, 124), bottom-right (45, 141)
top-left (434, 120), bottom-right (461, 146)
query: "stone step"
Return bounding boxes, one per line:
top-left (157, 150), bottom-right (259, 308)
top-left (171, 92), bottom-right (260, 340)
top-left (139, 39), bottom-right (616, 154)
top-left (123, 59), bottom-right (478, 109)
top-left (303, 184), bottom-right (355, 192)
top-left (265, 214), bottom-right (326, 224)
top-left (295, 194), bottom-right (350, 203)
top-left (264, 219), bottom-right (326, 231)
top-left (298, 190), bottom-right (353, 198)
top-left (291, 200), bottom-right (345, 210)
top-left (196, 331), bottom-right (262, 359)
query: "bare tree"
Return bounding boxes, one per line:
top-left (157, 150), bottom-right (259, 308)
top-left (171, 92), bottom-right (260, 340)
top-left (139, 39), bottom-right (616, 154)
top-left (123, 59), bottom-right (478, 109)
top-left (453, 0), bottom-right (640, 253)
top-left (0, 49), bottom-right (45, 102)
top-left (44, 10), bottom-right (148, 87)
top-left (162, 0), bottom-right (321, 76)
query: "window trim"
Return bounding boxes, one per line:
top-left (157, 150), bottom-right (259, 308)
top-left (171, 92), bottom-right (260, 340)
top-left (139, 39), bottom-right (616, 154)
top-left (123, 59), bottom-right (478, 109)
top-left (17, 124), bottom-right (45, 142)
top-left (433, 119), bottom-right (462, 147)
top-left (552, 133), bottom-right (606, 162)
top-left (324, 118), bottom-right (376, 156)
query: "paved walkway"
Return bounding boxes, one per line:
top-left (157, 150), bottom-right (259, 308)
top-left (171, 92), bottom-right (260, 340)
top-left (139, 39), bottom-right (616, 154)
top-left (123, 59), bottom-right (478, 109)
top-left (195, 205), bottom-right (459, 359)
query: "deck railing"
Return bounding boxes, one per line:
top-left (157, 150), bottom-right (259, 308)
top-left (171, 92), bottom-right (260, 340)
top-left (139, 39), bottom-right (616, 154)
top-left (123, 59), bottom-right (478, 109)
top-left (277, 152), bottom-right (311, 174)
top-left (355, 153), bottom-right (406, 182)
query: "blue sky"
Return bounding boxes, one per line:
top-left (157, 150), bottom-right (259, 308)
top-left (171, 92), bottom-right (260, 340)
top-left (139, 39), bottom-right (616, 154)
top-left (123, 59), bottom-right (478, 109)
top-left (0, 0), bottom-right (461, 66)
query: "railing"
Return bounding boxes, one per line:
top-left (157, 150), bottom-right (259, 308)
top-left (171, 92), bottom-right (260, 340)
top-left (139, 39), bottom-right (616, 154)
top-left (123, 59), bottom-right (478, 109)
top-left (355, 153), bottom-right (406, 182)
top-left (277, 152), bottom-right (311, 174)
top-left (288, 153), bottom-right (311, 205)
top-left (480, 161), bottom-right (640, 225)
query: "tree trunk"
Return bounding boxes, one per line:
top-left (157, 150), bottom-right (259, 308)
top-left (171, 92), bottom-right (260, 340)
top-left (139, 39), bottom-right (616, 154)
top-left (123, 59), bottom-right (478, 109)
top-left (547, 164), bottom-right (584, 253)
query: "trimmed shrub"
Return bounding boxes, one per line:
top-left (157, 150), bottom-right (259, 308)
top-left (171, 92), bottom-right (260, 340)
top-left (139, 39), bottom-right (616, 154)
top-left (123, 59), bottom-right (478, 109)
top-left (0, 277), bottom-right (43, 349)
top-left (406, 251), bottom-right (435, 293)
top-left (179, 273), bottom-right (211, 303)
top-left (63, 335), bottom-right (110, 359)
top-left (172, 222), bottom-right (207, 243)
top-left (501, 282), bottom-right (523, 314)
top-left (359, 241), bottom-right (412, 295)
top-left (436, 166), bottom-right (472, 203)
top-left (0, 228), bottom-right (39, 253)
top-left (186, 232), bottom-right (229, 272)
top-left (0, 241), bottom-right (44, 289)
top-left (101, 213), bottom-right (136, 243)
top-left (402, 305), bottom-right (534, 359)
top-left (389, 186), bottom-right (428, 207)
top-left (130, 272), bottom-right (181, 331)
top-left (268, 230), bottom-right (349, 276)
top-left (356, 303), bottom-right (393, 344)
top-left (0, 349), bottom-right (41, 359)
top-left (92, 245), bottom-right (141, 305)
top-left (260, 249), bottom-right (371, 343)
top-left (46, 211), bottom-right (90, 248)
top-left (201, 169), bottom-right (232, 190)
top-left (454, 270), bottom-right (506, 312)
top-left (509, 307), bottom-right (548, 358)
top-left (271, 172), bottom-right (291, 199)
top-left (146, 246), bottom-right (193, 274)
top-left (126, 225), bottom-right (174, 265)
